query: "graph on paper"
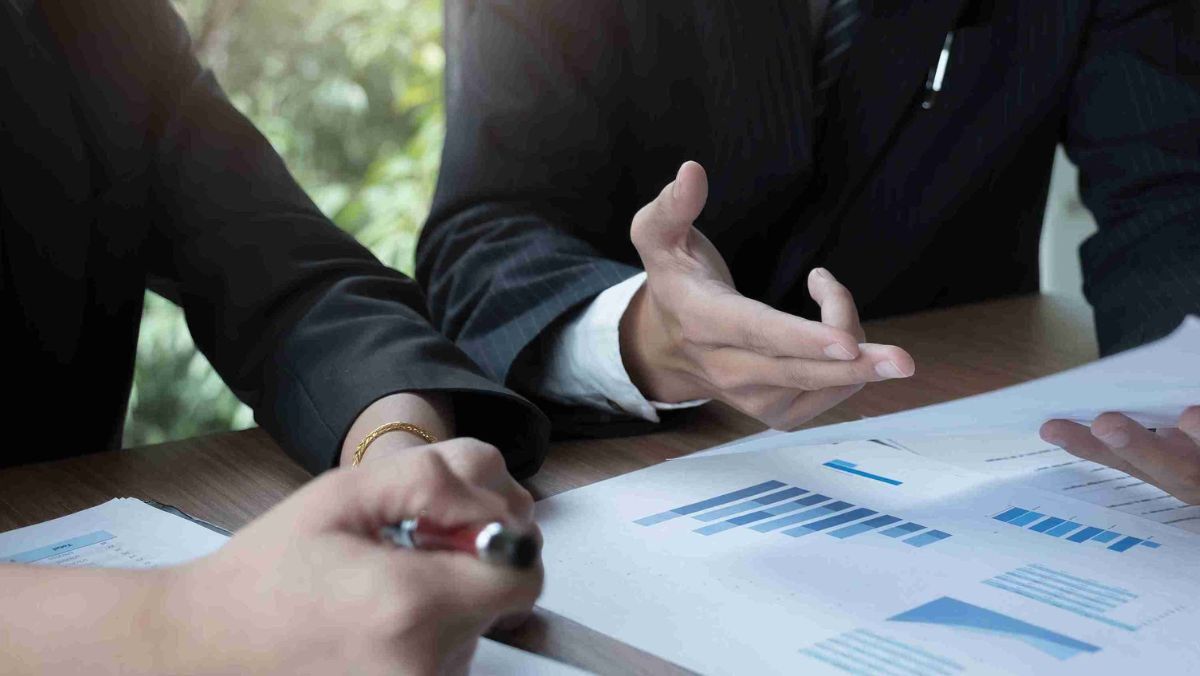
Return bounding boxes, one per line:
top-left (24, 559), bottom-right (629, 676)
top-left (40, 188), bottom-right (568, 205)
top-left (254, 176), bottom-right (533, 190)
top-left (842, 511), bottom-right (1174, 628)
top-left (635, 480), bottom-right (951, 548)
top-left (993, 506), bottom-right (1162, 553)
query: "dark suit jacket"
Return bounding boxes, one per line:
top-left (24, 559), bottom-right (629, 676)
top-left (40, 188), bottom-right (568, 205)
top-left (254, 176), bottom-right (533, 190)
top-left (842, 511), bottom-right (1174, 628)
top-left (0, 0), bottom-right (548, 475)
top-left (418, 0), bottom-right (1200, 413)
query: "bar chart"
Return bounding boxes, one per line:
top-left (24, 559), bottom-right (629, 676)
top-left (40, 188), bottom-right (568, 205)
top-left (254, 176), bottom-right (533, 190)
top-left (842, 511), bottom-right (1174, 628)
top-left (635, 480), bottom-right (952, 548)
top-left (992, 506), bottom-right (1162, 553)
top-left (889, 597), bottom-right (1101, 661)
top-left (823, 459), bottom-right (904, 486)
top-left (802, 628), bottom-right (965, 675)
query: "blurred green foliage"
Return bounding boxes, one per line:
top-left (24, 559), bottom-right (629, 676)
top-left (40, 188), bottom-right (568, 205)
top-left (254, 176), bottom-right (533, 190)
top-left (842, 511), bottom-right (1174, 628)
top-left (125, 0), bottom-right (445, 445)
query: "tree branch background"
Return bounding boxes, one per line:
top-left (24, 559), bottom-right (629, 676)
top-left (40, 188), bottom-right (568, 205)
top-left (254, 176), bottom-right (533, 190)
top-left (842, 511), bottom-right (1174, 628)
top-left (128, 0), bottom-right (444, 445)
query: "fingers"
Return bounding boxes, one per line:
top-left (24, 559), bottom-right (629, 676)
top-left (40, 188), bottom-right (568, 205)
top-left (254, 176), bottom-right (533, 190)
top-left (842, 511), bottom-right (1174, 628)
top-left (310, 448), bottom-right (516, 536)
top-left (433, 438), bottom-right (536, 526)
top-left (397, 548), bottom-right (543, 622)
top-left (808, 268), bottom-right (865, 342)
top-left (701, 343), bottom-right (912, 392)
top-left (1040, 420), bottom-right (1155, 483)
top-left (630, 161), bottom-right (709, 266)
top-left (687, 291), bottom-right (862, 360)
top-left (1042, 413), bottom-right (1200, 504)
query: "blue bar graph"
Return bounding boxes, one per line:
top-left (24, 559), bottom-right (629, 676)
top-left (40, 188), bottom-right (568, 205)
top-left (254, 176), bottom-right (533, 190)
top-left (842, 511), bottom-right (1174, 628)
top-left (1030, 517), bottom-right (1066, 533)
top-left (992, 506), bottom-right (1163, 554)
top-left (830, 515), bottom-right (901, 539)
top-left (1010, 511), bottom-right (1046, 526)
top-left (635, 481), bottom-right (785, 525)
top-left (752, 501), bottom-right (853, 533)
top-left (823, 459), bottom-right (903, 486)
top-left (1046, 521), bottom-right (1082, 537)
top-left (984, 564), bottom-right (1140, 632)
top-left (635, 479), bottom-right (951, 549)
top-left (1067, 527), bottom-right (1104, 543)
top-left (695, 493), bottom-right (829, 536)
top-left (881, 522), bottom-right (926, 538)
top-left (890, 597), bottom-right (1101, 660)
top-left (693, 487), bottom-right (807, 522)
top-left (905, 530), bottom-right (952, 548)
top-left (783, 508), bottom-right (877, 537)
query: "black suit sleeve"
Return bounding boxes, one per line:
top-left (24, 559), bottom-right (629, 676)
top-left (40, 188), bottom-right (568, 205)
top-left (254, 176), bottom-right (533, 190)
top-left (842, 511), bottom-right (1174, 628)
top-left (37, 0), bottom-right (549, 476)
top-left (1063, 0), bottom-right (1200, 355)
top-left (417, 0), bottom-right (641, 387)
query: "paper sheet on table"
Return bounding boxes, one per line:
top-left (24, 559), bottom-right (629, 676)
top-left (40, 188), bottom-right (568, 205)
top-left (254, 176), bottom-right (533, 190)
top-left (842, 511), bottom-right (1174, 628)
top-left (536, 439), bottom-right (1200, 675)
top-left (0, 499), bottom-right (585, 675)
top-left (694, 315), bottom-right (1200, 459)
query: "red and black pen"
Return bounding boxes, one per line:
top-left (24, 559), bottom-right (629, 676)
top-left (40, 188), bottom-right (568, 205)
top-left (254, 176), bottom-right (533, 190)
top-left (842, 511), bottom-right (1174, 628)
top-left (380, 518), bottom-right (539, 569)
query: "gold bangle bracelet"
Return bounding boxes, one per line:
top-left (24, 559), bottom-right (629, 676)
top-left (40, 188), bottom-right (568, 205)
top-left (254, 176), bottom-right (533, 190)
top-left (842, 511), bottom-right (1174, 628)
top-left (352, 422), bottom-right (439, 467)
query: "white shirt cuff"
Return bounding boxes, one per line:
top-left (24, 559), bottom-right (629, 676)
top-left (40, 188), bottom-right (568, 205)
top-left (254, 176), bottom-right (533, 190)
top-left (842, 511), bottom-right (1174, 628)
top-left (532, 272), bottom-right (708, 422)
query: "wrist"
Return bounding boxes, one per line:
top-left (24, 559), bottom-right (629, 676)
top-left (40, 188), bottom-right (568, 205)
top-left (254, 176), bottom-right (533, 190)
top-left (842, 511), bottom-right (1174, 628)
top-left (341, 392), bottom-right (454, 466)
top-left (619, 285), bottom-right (697, 403)
top-left (143, 565), bottom-right (217, 675)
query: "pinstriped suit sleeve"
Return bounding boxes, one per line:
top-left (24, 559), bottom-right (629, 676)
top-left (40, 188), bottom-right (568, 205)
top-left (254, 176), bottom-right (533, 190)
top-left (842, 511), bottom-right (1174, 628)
top-left (1063, 0), bottom-right (1200, 355)
top-left (416, 0), bottom-right (640, 387)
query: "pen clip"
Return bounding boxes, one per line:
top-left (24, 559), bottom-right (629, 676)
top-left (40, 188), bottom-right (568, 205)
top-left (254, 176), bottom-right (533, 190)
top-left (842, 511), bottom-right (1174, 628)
top-left (921, 31), bottom-right (956, 110)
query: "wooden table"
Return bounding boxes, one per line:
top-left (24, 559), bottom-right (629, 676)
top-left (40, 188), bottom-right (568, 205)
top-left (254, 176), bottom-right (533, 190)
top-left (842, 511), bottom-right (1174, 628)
top-left (0, 294), bottom-right (1098, 674)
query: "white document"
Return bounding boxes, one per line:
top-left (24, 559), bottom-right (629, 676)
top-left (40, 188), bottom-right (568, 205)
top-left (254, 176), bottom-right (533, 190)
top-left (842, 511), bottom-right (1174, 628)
top-left (537, 441), bottom-right (1200, 675)
top-left (694, 316), bottom-right (1200, 459)
top-left (0, 499), bottom-right (584, 675)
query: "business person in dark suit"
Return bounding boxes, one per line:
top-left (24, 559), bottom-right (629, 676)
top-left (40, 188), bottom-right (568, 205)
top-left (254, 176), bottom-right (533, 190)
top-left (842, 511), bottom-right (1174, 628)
top-left (0, 0), bottom-right (541, 669)
top-left (418, 0), bottom-right (1200, 502)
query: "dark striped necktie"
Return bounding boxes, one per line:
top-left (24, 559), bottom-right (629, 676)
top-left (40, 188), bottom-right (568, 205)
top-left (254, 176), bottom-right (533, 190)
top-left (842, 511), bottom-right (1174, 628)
top-left (813, 0), bottom-right (863, 120)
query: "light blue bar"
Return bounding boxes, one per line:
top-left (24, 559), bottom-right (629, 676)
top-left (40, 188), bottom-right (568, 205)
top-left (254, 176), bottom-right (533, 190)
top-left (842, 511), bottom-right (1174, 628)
top-left (1067, 527), bottom-right (1104, 543)
top-left (1046, 521), bottom-right (1082, 537)
top-left (830, 515), bottom-right (902, 539)
top-left (1009, 511), bottom-right (1045, 527)
top-left (994, 508), bottom-right (1028, 523)
top-left (752, 501), bottom-right (853, 533)
top-left (823, 459), bottom-right (903, 486)
top-left (1109, 536), bottom-right (1143, 552)
top-left (982, 580), bottom-right (1138, 632)
top-left (783, 508), bottom-right (877, 537)
top-left (881, 522), bottom-right (925, 538)
top-left (2, 531), bottom-right (115, 564)
top-left (1140, 540), bottom-right (1161, 549)
top-left (904, 530), bottom-right (951, 548)
top-left (1091, 531), bottom-right (1121, 543)
top-left (635, 480), bottom-right (785, 525)
top-left (1030, 517), bottom-right (1066, 533)
top-left (694, 487), bottom-right (807, 522)
top-left (695, 521), bottom-right (739, 536)
top-left (718, 493), bottom-right (829, 529)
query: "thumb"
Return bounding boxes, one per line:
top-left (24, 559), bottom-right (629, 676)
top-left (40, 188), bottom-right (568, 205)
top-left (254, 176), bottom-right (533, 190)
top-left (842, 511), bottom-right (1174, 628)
top-left (630, 161), bottom-right (709, 266)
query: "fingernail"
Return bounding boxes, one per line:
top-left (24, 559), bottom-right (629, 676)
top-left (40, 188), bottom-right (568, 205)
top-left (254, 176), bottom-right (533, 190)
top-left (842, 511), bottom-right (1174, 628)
top-left (875, 361), bottom-right (906, 379)
top-left (824, 343), bottom-right (855, 360)
top-left (812, 267), bottom-right (832, 280)
top-left (1094, 428), bottom-right (1130, 448)
top-left (670, 180), bottom-right (680, 199)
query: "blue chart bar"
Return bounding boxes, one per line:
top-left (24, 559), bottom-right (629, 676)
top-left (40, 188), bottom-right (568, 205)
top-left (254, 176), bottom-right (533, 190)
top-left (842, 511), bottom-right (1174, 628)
top-left (1030, 517), bottom-right (1066, 533)
top-left (695, 493), bottom-right (829, 536)
top-left (905, 530), bottom-right (952, 548)
top-left (830, 515), bottom-right (902, 540)
top-left (1067, 527), bottom-right (1104, 543)
top-left (694, 487), bottom-right (807, 522)
top-left (881, 522), bottom-right (926, 538)
top-left (635, 479), bottom-right (952, 548)
top-left (1010, 511), bottom-right (1046, 527)
top-left (889, 597), bottom-right (1101, 661)
top-left (802, 629), bottom-right (966, 674)
top-left (783, 508), bottom-right (877, 537)
top-left (823, 459), bottom-right (903, 486)
top-left (993, 506), bottom-right (1163, 554)
top-left (2, 531), bottom-right (115, 564)
top-left (752, 500), bottom-right (852, 533)
top-left (1046, 521), bottom-right (1082, 537)
top-left (635, 480), bottom-right (785, 526)
top-left (1109, 537), bottom-right (1143, 553)
top-left (984, 564), bottom-right (1139, 632)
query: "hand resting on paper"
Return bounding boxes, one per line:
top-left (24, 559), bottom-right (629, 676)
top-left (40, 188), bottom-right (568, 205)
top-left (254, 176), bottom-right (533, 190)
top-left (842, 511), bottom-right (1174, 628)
top-left (1041, 406), bottom-right (1200, 504)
